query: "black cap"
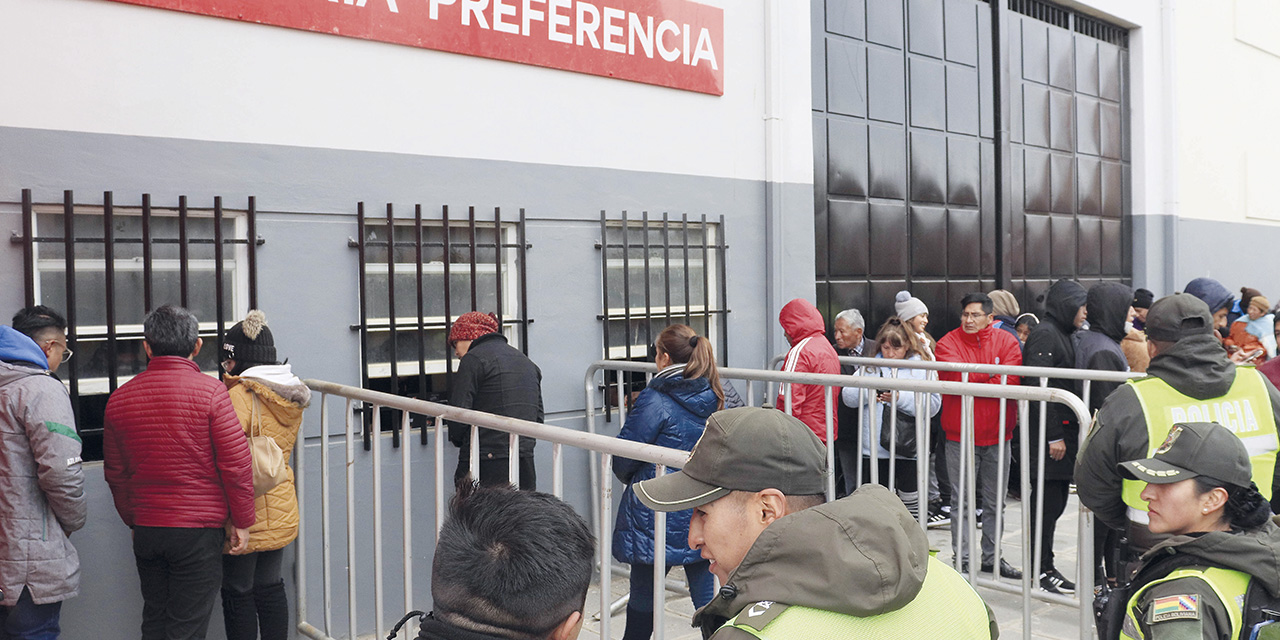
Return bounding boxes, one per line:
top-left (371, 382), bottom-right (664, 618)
top-left (1144, 293), bottom-right (1214, 342)
top-left (222, 310), bottom-right (276, 364)
top-left (634, 408), bottom-right (828, 511)
top-left (1119, 422), bottom-right (1252, 487)
top-left (1133, 288), bottom-right (1154, 310)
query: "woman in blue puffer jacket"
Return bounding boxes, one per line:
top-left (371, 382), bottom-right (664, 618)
top-left (612, 324), bottom-right (725, 640)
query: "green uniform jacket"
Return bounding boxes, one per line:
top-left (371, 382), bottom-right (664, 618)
top-left (1076, 335), bottom-right (1280, 550)
top-left (691, 484), bottom-right (998, 639)
top-left (1120, 518), bottom-right (1280, 640)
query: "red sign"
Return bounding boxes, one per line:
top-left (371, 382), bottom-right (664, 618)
top-left (106, 0), bottom-right (724, 95)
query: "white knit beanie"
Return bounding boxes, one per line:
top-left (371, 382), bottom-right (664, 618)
top-left (895, 290), bottom-right (928, 321)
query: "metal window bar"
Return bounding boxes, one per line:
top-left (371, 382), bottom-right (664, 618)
top-left (583, 360), bottom-right (1096, 640)
top-left (17, 189), bottom-right (260, 443)
top-left (595, 212), bottom-right (730, 421)
top-left (353, 204), bottom-right (530, 449)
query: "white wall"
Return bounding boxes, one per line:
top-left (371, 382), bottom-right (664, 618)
top-left (0, 0), bottom-right (813, 186)
top-left (1174, 0), bottom-right (1280, 225)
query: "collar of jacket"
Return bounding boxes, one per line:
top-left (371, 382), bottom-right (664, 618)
top-left (955, 324), bottom-right (996, 346)
top-left (145, 355), bottom-right (202, 373)
top-left (470, 332), bottom-right (508, 349)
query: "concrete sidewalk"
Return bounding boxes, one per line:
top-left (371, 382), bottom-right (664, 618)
top-left (579, 495), bottom-right (1090, 640)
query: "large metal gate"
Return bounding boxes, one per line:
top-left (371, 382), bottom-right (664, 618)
top-left (812, 0), bottom-right (1130, 333)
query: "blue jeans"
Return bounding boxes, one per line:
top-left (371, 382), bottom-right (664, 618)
top-left (0, 587), bottom-right (62, 640)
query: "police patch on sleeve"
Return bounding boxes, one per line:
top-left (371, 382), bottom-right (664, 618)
top-left (731, 601), bottom-right (788, 631)
top-left (1149, 594), bottom-right (1199, 623)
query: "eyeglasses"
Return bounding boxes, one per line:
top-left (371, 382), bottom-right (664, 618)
top-left (221, 359), bottom-right (234, 372)
top-left (960, 312), bottom-right (989, 320)
top-left (44, 339), bottom-right (72, 361)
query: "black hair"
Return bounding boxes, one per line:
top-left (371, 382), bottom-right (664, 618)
top-left (1193, 477), bottom-right (1272, 530)
top-left (960, 292), bottom-right (994, 315)
top-left (1015, 313), bottom-right (1039, 329)
top-left (432, 482), bottom-right (595, 639)
top-left (12, 305), bottom-right (67, 343)
top-left (143, 305), bottom-right (200, 357)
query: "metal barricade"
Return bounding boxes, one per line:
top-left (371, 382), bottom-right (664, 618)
top-left (585, 360), bottom-right (1098, 640)
top-left (295, 379), bottom-right (688, 640)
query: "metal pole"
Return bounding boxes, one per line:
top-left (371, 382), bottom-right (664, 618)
top-left (345, 398), bottom-right (358, 640)
top-left (824, 388), bottom-right (836, 501)
top-left (372, 406), bottom-right (385, 640)
top-left (435, 416), bottom-right (446, 538)
top-left (322, 399), bottom-right (335, 633)
top-left (653, 464), bottom-right (667, 640)
top-left (401, 410), bottom-right (413, 634)
top-left (599, 453), bottom-right (615, 640)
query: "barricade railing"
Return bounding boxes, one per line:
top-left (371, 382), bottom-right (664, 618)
top-left (585, 360), bottom-right (1096, 640)
top-left (296, 379), bottom-right (688, 640)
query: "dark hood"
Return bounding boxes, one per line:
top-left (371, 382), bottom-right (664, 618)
top-left (1146, 334), bottom-right (1236, 399)
top-left (694, 485), bottom-right (928, 628)
top-left (1142, 517), bottom-right (1280, 596)
top-left (779, 299), bottom-right (826, 345)
top-left (1044, 279), bottom-right (1087, 331)
top-left (1185, 277), bottom-right (1234, 313)
top-left (647, 375), bottom-right (719, 418)
top-left (1086, 282), bottom-right (1134, 342)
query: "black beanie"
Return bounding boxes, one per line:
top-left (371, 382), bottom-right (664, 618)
top-left (222, 310), bottom-right (276, 364)
top-left (1133, 288), bottom-right (1154, 310)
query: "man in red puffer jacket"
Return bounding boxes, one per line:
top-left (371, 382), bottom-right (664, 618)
top-left (775, 298), bottom-right (841, 444)
top-left (104, 305), bottom-right (254, 640)
top-left (936, 291), bottom-right (1023, 580)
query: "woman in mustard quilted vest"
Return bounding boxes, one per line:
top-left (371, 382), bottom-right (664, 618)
top-left (219, 310), bottom-right (311, 640)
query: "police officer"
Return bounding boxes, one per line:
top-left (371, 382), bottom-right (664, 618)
top-left (1112, 422), bottom-right (1280, 640)
top-left (634, 407), bottom-right (996, 639)
top-left (1077, 293), bottom-right (1280, 554)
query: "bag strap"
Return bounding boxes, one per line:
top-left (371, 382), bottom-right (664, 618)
top-left (250, 392), bottom-right (262, 438)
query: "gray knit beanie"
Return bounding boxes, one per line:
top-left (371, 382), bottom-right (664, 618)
top-left (895, 291), bottom-right (928, 322)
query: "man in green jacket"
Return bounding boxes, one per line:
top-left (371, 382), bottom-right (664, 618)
top-left (635, 407), bottom-right (997, 639)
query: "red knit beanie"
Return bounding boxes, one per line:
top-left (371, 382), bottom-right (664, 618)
top-left (449, 311), bottom-right (499, 343)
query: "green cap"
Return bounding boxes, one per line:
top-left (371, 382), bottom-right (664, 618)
top-left (1119, 422), bottom-right (1252, 487)
top-left (1144, 293), bottom-right (1215, 342)
top-left (634, 407), bottom-right (828, 512)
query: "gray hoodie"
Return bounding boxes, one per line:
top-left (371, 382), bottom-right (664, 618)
top-left (0, 326), bottom-right (86, 606)
top-left (693, 484), bottom-right (997, 638)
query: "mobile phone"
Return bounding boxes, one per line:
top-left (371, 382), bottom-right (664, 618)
top-left (1244, 349), bottom-right (1265, 364)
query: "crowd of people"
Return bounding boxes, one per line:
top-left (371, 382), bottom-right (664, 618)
top-left (8, 274), bottom-right (1280, 640)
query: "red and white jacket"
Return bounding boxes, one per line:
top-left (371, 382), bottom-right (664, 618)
top-left (775, 299), bottom-right (841, 444)
top-left (104, 356), bottom-right (255, 529)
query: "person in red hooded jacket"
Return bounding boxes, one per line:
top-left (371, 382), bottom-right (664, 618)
top-left (775, 298), bottom-right (841, 444)
top-left (935, 292), bottom-right (1024, 579)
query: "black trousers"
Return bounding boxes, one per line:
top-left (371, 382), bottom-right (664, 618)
top-left (222, 549), bottom-right (288, 640)
top-left (455, 453), bottom-right (537, 490)
top-left (1029, 479), bottom-right (1071, 573)
top-left (133, 526), bottom-right (224, 640)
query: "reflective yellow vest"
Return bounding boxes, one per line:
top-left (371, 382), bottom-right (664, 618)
top-left (1119, 566), bottom-right (1251, 640)
top-left (720, 557), bottom-right (991, 639)
top-left (1123, 368), bottom-right (1278, 525)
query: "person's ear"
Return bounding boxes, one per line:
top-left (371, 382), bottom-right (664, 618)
top-left (190, 337), bottom-right (203, 359)
top-left (757, 488), bottom-right (788, 524)
top-left (549, 610), bottom-right (583, 640)
top-left (143, 341), bottom-right (154, 359)
top-left (1202, 487), bottom-right (1229, 515)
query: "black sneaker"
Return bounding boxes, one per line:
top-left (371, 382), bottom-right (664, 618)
top-left (1040, 568), bottom-right (1076, 594)
top-left (927, 501), bottom-right (951, 529)
top-left (981, 559), bottom-right (1023, 580)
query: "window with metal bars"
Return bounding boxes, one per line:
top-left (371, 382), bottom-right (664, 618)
top-left (596, 212), bottom-right (728, 418)
top-left (16, 189), bottom-right (260, 460)
top-left (352, 204), bottom-right (528, 446)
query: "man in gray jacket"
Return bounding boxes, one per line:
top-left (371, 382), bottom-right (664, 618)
top-left (0, 306), bottom-right (86, 639)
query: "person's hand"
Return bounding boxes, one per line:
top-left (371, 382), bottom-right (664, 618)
top-left (877, 391), bottom-right (893, 403)
top-left (1048, 440), bottom-right (1066, 461)
top-left (1229, 349), bottom-right (1252, 364)
top-left (226, 524), bottom-right (251, 555)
